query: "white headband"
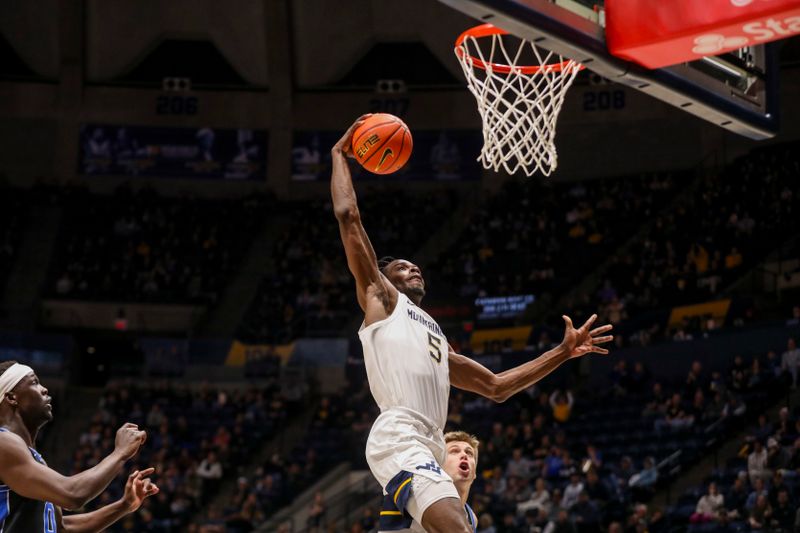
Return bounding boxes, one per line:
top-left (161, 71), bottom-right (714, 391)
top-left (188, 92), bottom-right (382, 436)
top-left (0, 363), bottom-right (34, 404)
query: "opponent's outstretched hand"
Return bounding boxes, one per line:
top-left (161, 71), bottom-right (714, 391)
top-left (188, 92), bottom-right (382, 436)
top-left (331, 114), bottom-right (372, 158)
top-left (122, 468), bottom-right (160, 512)
top-left (560, 314), bottom-right (614, 358)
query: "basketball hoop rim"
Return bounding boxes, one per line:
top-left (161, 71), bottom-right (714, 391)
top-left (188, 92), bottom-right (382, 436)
top-left (455, 24), bottom-right (584, 75)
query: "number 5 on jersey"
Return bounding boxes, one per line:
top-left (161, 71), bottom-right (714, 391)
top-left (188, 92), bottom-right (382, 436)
top-left (427, 332), bottom-right (443, 363)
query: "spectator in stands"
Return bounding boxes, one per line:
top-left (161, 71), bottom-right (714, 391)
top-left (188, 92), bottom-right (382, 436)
top-left (764, 350), bottom-right (782, 379)
top-left (507, 447), bottom-right (535, 480)
top-left (767, 438), bottom-right (792, 472)
top-left (788, 437), bottom-right (800, 474)
top-left (477, 513), bottom-right (496, 533)
top-left (767, 470), bottom-right (793, 508)
top-left (753, 414), bottom-right (774, 442)
top-left (688, 390), bottom-right (708, 424)
top-left (146, 403), bottom-right (165, 427)
top-left (581, 470), bottom-right (608, 506)
top-left (748, 440), bottom-right (769, 483)
top-left (543, 447), bottom-right (565, 480)
top-left (55, 272), bottom-right (74, 295)
top-left (655, 393), bottom-right (694, 433)
top-left (721, 393), bottom-right (746, 419)
top-left (746, 478), bottom-right (768, 512)
top-left (684, 360), bottom-right (706, 397)
top-left (781, 337), bottom-right (800, 389)
top-left (690, 482), bottom-right (725, 523)
top-left (544, 508), bottom-right (576, 533)
top-left (748, 494), bottom-right (772, 530)
top-left (770, 489), bottom-right (794, 531)
top-left (628, 456), bottom-right (658, 502)
top-left (642, 383), bottom-right (667, 417)
top-left (609, 360), bottom-right (630, 396)
top-left (307, 491), bottom-right (325, 530)
top-left (517, 477), bottom-right (551, 516)
top-left (788, 305), bottom-right (800, 326)
top-left (724, 247), bottom-right (743, 270)
top-left (775, 406), bottom-right (794, 441)
top-left (725, 473), bottom-right (748, 519)
top-left (517, 508), bottom-right (543, 533)
top-left (196, 451), bottom-right (223, 503)
top-left (570, 491), bottom-right (600, 533)
top-left (549, 390), bottom-right (574, 424)
top-left (625, 503), bottom-right (650, 532)
top-left (583, 444), bottom-right (603, 472)
top-left (706, 391), bottom-right (727, 421)
top-left (562, 473), bottom-right (584, 510)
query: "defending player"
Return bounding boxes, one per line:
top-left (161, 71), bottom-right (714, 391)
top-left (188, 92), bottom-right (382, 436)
top-left (0, 361), bottom-right (159, 532)
top-left (331, 115), bottom-right (613, 533)
top-left (380, 431), bottom-right (481, 532)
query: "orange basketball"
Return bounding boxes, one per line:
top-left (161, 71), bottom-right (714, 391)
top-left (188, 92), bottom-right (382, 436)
top-left (351, 114), bottom-right (413, 175)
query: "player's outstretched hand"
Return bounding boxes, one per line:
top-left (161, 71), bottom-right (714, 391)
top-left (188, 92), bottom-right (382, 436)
top-left (560, 314), bottom-right (614, 359)
top-left (331, 114), bottom-right (372, 158)
top-left (114, 423), bottom-right (147, 460)
top-left (122, 468), bottom-right (160, 513)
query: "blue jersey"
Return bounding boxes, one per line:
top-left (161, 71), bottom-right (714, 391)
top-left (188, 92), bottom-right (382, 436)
top-left (0, 427), bottom-right (58, 533)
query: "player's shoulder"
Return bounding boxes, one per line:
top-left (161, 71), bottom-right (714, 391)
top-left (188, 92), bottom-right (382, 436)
top-left (0, 428), bottom-right (32, 455)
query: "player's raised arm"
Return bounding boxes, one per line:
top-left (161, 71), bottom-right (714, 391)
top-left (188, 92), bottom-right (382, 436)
top-left (0, 423), bottom-right (145, 510)
top-left (449, 314), bottom-right (613, 402)
top-left (331, 116), bottom-right (397, 316)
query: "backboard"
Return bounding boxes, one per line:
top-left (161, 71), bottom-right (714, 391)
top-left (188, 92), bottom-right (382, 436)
top-left (437, 0), bottom-right (783, 140)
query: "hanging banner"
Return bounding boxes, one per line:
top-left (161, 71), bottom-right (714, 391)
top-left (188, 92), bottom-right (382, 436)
top-left (79, 124), bottom-right (267, 180)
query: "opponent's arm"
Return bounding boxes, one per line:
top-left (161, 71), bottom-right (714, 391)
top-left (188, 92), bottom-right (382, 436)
top-left (449, 314), bottom-right (613, 402)
top-left (60, 469), bottom-right (159, 532)
top-left (0, 423), bottom-right (145, 510)
top-left (331, 115), bottom-right (397, 315)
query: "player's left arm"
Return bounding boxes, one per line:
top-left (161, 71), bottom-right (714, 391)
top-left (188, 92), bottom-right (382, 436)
top-left (59, 469), bottom-right (159, 533)
top-left (449, 314), bottom-right (612, 403)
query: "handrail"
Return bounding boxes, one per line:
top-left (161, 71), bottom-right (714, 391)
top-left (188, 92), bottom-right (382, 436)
top-left (656, 449), bottom-right (682, 471)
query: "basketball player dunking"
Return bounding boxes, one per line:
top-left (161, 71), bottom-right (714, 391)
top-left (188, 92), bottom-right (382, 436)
top-left (331, 115), bottom-right (613, 533)
top-left (0, 361), bottom-right (159, 532)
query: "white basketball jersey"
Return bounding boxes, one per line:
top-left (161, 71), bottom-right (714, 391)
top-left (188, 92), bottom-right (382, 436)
top-left (359, 293), bottom-right (450, 430)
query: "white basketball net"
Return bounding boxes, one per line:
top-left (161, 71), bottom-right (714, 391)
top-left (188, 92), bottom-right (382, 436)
top-left (455, 31), bottom-right (582, 177)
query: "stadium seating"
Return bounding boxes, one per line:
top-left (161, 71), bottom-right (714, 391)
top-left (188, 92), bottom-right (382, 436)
top-left (594, 142), bottom-right (800, 345)
top-left (237, 187), bottom-right (459, 343)
top-left (428, 172), bottom-right (680, 306)
top-left (48, 186), bottom-right (271, 305)
top-left (68, 381), bottom-right (293, 532)
top-left (0, 184), bottom-right (27, 302)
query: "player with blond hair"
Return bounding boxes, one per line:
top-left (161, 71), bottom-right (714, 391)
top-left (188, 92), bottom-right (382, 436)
top-left (380, 431), bottom-right (481, 532)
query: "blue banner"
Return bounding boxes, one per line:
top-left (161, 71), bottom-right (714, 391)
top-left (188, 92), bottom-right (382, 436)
top-left (291, 130), bottom-right (483, 181)
top-left (0, 332), bottom-right (70, 376)
top-left (79, 124), bottom-right (267, 180)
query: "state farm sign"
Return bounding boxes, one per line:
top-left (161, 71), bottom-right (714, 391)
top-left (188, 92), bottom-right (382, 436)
top-left (606, 0), bottom-right (800, 69)
top-left (693, 16), bottom-right (800, 54)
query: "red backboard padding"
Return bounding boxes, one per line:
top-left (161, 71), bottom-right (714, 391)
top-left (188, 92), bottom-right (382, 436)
top-left (606, 0), bottom-right (800, 69)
